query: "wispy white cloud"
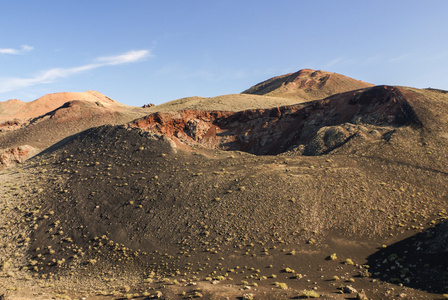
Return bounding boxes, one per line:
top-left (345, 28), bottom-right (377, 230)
top-left (0, 45), bottom-right (34, 55)
top-left (388, 53), bottom-right (413, 63)
top-left (324, 57), bottom-right (346, 68)
top-left (0, 49), bottom-right (152, 93)
top-left (363, 54), bottom-right (382, 65)
top-left (96, 50), bottom-right (151, 65)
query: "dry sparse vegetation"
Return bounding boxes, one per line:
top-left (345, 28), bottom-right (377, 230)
top-left (1, 72), bottom-right (448, 299)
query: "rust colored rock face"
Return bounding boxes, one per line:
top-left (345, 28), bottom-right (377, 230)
top-left (128, 86), bottom-right (421, 155)
top-left (0, 145), bottom-right (37, 168)
top-left (0, 119), bottom-right (23, 132)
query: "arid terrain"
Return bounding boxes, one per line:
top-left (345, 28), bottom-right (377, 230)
top-left (1, 69), bottom-right (448, 299)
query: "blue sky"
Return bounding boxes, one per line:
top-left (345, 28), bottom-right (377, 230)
top-left (1, 1), bottom-right (448, 106)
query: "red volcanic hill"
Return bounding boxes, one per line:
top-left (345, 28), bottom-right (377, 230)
top-left (242, 69), bottom-right (374, 101)
top-left (0, 91), bottom-right (126, 123)
top-left (0, 91), bottom-right (150, 168)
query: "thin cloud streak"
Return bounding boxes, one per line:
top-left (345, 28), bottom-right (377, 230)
top-left (324, 57), bottom-right (346, 68)
top-left (0, 50), bottom-right (152, 93)
top-left (96, 50), bottom-right (152, 65)
top-left (388, 53), bottom-right (413, 63)
top-left (0, 45), bottom-right (34, 55)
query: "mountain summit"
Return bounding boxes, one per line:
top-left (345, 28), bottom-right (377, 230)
top-left (242, 69), bottom-right (374, 101)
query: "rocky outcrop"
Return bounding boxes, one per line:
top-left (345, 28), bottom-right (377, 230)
top-left (128, 86), bottom-right (422, 155)
top-left (0, 145), bottom-right (38, 169)
top-left (0, 119), bottom-right (24, 132)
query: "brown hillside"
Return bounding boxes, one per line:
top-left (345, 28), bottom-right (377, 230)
top-left (145, 94), bottom-right (302, 113)
top-left (0, 91), bottom-right (125, 123)
top-left (242, 69), bottom-right (374, 101)
top-left (0, 92), bottom-right (150, 169)
top-left (0, 99), bottom-right (27, 122)
top-left (145, 69), bottom-right (374, 114)
top-left (0, 85), bottom-right (446, 299)
top-left (1, 72), bottom-right (448, 299)
top-left (128, 86), bottom-right (441, 160)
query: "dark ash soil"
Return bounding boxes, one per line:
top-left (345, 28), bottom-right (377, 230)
top-left (1, 85), bottom-right (448, 299)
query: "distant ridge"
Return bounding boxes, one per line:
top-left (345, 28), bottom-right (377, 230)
top-left (0, 91), bottom-right (150, 169)
top-left (242, 69), bottom-right (374, 101)
top-left (0, 91), bottom-right (124, 123)
top-left (143, 93), bottom-right (301, 113)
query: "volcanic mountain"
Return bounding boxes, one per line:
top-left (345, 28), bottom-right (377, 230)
top-left (1, 71), bottom-right (448, 299)
top-left (0, 91), bottom-right (129, 123)
top-left (142, 94), bottom-right (300, 113)
top-left (0, 70), bottom-right (372, 169)
top-left (128, 85), bottom-right (447, 160)
top-left (0, 91), bottom-right (150, 168)
top-left (242, 69), bottom-right (374, 101)
top-left (142, 69), bottom-right (374, 113)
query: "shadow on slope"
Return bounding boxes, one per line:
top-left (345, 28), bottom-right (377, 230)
top-left (367, 220), bottom-right (448, 294)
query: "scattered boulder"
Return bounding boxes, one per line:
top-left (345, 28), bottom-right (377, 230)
top-left (342, 286), bottom-right (358, 294)
top-left (142, 103), bottom-right (155, 108)
top-left (357, 289), bottom-right (369, 300)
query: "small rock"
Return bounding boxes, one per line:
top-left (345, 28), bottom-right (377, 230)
top-left (150, 290), bottom-right (163, 299)
top-left (342, 286), bottom-right (358, 294)
top-left (242, 293), bottom-right (254, 300)
top-left (357, 289), bottom-right (369, 300)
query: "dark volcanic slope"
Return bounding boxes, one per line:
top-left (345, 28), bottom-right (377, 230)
top-left (24, 114), bottom-right (448, 296)
top-left (368, 220), bottom-right (448, 294)
top-left (242, 69), bottom-right (374, 101)
top-left (0, 100), bottom-right (148, 150)
top-left (4, 84), bottom-right (448, 298)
